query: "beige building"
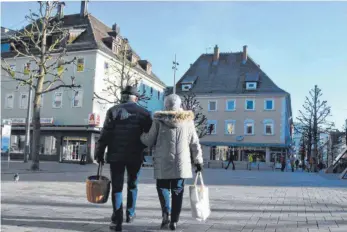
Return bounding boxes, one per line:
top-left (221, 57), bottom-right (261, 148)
top-left (175, 45), bottom-right (293, 166)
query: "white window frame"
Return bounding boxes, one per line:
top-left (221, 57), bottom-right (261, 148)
top-left (263, 119), bottom-right (274, 135)
top-left (76, 57), bottom-right (85, 72)
top-left (246, 82), bottom-right (257, 90)
top-left (245, 99), bottom-right (255, 111)
top-left (207, 120), bottom-right (217, 135)
top-left (225, 99), bottom-right (236, 111)
top-left (19, 92), bottom-right (29, 109)
top-left (72, 89), bottom-right (83, 108)
top-left (264, 99), bottom-right (275, 111)
top-left (244, 119), bottom-right (255, 135)
top-left (225, 120), bottom-right (236, 135)
top-left (52, 91), bottom-right (63, 109)
top-left (208, 100), bottom-right (217, 112)
top-left (5, 93), bottom-right (14, 109)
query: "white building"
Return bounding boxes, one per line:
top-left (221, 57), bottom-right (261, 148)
top-left (1, 1), bottom-right (166, 162)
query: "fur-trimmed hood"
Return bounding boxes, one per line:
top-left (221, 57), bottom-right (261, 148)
top-left (154, 110), bottom-right (194, 128)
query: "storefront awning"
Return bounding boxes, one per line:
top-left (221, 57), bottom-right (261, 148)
top-left (200, 141), bottom-right (289, 148)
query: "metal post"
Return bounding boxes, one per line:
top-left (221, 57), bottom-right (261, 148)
top-left (24, 85), bottom-right (33, 163)
top-left (172, 54), bottom-right (179, 94)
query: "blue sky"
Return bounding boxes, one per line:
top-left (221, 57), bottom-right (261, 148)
top-left (1, 1), bottom-right (347, 129)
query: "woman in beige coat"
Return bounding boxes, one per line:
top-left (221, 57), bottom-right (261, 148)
top-left (141, 94), bottom-right (203, 230)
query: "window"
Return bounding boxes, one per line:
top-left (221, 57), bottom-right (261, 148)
top-left (5, 93), bottom-right (14, 109)
top-left (19, 92), bottom-right (29, 109)
top-left (57, 59), bottom-right (65, 76)
top-left (24, 63), bottom-right (31, 75)
top-left (1, 43), bottom-right (11, 52)
top-left (142, 84), bottom-right (146, 93)
top-left (226, 100), bottom-right (236, 111)
top-left (208, 100), bottom-right (217, 111)
top-left (244, 119), bottom-right (254, 135)
top-left (104, 62), bottom-right (109, 75)
top-left (264, 119), bottom-right (274, 135)
top-left (77, 57), bottom-right (85, 72)
top-left (245, 99), bottom-right (255, 110)
top-left (225, 120), bottom-right (236, 135)
top-left (72, 90), bottom-right (83, 107)
top-left (150, 87), bottom-right (153, 95)
top-left (207, 120), bottom-right (217, 135)
top-left (246, 82), bottom-right (257, 90)
top-left (157, 91), bottom-right (160, 100)
top-left (53, 92), bottom-right (63, 108)
top-left (264, 99), bottom-right (274, 110)
top-left (9, 64), bottom-right (16, 77)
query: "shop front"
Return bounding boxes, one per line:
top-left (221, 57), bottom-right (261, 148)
top-left (7, 125), bottom-right (101, 163)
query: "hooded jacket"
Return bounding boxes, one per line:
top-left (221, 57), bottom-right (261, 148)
top-left (140, 110), bottom-right (203, 179)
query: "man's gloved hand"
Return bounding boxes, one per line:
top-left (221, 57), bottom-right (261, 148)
top-left (195, 163), bottom-right (203, 173)
top-left (96, 156), bottom-right (105, 165)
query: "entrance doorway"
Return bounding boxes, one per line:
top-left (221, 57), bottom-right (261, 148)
top-left (62, 136), bottom-right (87, 161)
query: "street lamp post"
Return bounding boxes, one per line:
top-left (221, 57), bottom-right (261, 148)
top-left (172, 54), bottom-right (179, 94)
top-left (24, 83), bottom-right (33, 163)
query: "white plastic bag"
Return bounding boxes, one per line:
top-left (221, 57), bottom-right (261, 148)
top-left (189, 172), bottom-right (211, 221)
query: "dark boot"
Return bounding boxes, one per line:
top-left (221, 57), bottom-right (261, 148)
top-left (160, 212), bottom-right (170, 229)
top-left (109, 222), bottom-right (122, 231)
top-left (126, 213), bottom-right (136, 223)
top-left (169, 222), bottom-right (177, 230)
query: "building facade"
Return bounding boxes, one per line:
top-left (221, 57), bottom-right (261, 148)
top-left (1, 1), bottom-right (166, 163)
top-left (175, 45), bottom-right (293, 167)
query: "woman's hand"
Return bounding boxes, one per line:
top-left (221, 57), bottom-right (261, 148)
top-left (195, 163), bottom-right (203, 173)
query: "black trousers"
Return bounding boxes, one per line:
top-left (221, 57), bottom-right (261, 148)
top-left (225, 160), bottom-right (235, 170)
top-left (110, 161), bottom-right (142, 223)
top-left (156, 179), bottom-right (185, 223)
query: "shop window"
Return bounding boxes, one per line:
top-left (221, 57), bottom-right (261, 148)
top-left (10, 135), bottom-right (25, 153)
top-left (62, 136), bottom-right (87, 161)
top-left (39, 136), bottom-right (57, 155)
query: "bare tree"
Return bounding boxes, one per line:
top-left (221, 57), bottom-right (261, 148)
top-left (181, 92), bottom-right (208, 138)
top-left (1, 2), bottom-right (79, 170)
top-left (296, 85), bottom-right (333, 172)
top-left (93, 39), bottom-right (150, 107)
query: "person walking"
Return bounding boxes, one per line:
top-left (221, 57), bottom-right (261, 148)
top-left (295, 159), bottom-right (299, 171)
top-left (140, 94), bottom-right (203, 231)
top-left (290, 156), bottom-right (295, 172)
top-left (248, 154), bottom-right (253, 170)
top-left (95, 86), bottom-right (152, 232)
top-left (225, 148), bottom-right (235, 170)
top-left (280, 155), bottom-right (286, 172)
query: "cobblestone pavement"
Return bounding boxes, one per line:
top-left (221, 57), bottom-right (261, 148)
top-left (1, 161), bottom-right (347, 232)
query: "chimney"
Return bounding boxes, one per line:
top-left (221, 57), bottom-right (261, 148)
top-left (80, 1), bottom-right (88, 17)
top-left (57, 2), bottom-right (65, 20)
top-left (213, 45), bottom-right (220, 61)
top-left (242, 45), bottom-right (247, 64)
top-left (112, 23), bottom-right (120, 34)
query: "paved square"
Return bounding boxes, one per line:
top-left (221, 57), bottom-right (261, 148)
top-left (1, 162), bottom-right (347, 232)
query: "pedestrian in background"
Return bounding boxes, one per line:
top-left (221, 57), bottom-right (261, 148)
top-left (290, 156), bottom-right (295, 172)
top-left (248, 154), bottom-right (253, 170)
top-left (95, 86), bottom-right (152, 232)
top-left (225, 148), bottom-right (235, 170)
top-left (140, 94), bottom-right (203, 231)
top-left (280, 155), bottom-right (286, 172)
top-left (295, 159), bottom-right (299, 170)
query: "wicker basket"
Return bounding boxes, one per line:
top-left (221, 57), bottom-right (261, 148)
top-left (86, 163), bottom-right (111, 204)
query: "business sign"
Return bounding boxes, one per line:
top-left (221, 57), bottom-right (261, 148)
top-left (1, 120), bottom-right (12, 153)
top-left (236, 135), bottom-right (244, 141)
top-left (88, 113), bottom-right (100, 126)
top-left (8, 118), bottom-right (54, 125)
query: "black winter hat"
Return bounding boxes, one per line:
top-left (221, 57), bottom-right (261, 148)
top-left (121, 85), bottom-right (139, 97)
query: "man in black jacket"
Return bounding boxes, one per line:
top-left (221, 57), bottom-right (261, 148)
top-left (95, 86), bottom-right (152, 231)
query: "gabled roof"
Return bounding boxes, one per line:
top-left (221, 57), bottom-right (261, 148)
top-left (176, 52), bottom-right (287, 95)
top-left (1, 14), bottom-right (165, 87)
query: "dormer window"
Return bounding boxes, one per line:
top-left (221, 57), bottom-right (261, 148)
top-left (246, 82), bottom-right (257, 90)
top-left (182, 84), bottom-right (192, 91)
top-left (181, 75), bottom-right (198, 92)
top-left (245, 72), bottom-right (259, 90)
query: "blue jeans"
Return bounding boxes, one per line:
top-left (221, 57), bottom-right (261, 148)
top-left (110, 161), bottom-right (142, 223)
top-left (156, 179), bottom-right (185, 223)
